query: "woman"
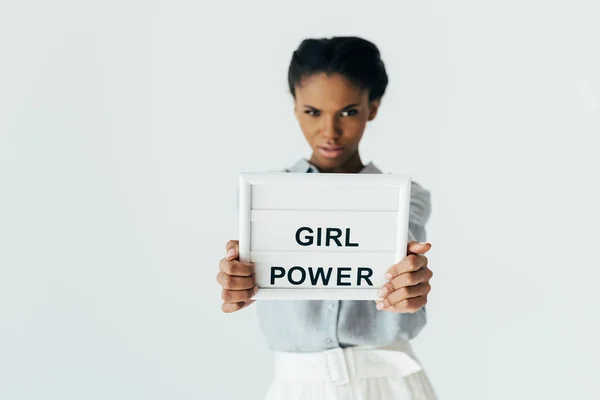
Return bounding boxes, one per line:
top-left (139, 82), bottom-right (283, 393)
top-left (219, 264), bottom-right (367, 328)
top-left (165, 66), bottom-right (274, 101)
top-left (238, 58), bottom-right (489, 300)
top-left (217, 36), bottom-right (437, 400)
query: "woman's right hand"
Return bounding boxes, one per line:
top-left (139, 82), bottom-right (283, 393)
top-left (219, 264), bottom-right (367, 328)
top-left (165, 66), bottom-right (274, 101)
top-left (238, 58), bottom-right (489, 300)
top-left (217, 240), bottom-right (258, 313)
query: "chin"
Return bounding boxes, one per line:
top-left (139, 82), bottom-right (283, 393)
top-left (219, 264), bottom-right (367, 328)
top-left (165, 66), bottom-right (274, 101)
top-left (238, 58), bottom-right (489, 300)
top-left (313, 154), bottom-right (348, 170)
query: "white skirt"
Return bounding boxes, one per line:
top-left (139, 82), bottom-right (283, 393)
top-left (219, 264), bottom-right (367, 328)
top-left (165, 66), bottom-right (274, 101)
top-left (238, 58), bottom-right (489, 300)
top-left (264, 340), bottom-right (437, 400)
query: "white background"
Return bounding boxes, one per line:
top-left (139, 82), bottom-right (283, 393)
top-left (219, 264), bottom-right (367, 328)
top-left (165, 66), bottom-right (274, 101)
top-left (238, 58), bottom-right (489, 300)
top-left (1, 1), bottom-right (599, 399)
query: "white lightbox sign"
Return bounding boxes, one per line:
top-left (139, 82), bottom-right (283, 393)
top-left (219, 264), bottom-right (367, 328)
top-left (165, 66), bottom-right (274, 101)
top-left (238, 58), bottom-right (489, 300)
top-left (238, 172), bottom-right (411, 300)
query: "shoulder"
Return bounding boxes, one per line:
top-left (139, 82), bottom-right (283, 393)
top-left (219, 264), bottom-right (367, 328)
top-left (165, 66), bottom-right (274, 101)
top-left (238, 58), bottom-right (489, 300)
top-left (377, 165), bottom-right (431, 224)
top-left (282, 159), bottom-right (311, 173)
top-left (372, 164), bottom-right (431, 202)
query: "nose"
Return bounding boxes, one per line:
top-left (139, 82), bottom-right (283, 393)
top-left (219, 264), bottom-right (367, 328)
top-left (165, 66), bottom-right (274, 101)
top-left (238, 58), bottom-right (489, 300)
top-left (321, 115), bottom-right (341, 139)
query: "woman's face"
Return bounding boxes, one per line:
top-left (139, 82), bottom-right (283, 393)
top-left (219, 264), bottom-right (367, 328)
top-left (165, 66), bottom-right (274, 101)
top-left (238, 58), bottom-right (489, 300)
top-left (293, 73), bottom-right (380, 173)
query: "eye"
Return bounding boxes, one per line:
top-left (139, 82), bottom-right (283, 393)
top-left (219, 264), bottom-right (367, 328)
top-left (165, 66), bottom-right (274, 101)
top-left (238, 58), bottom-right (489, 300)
top-left (304, 109), bottom-right (320, 117)
top-left (340, 109), bottom-right (358, 117)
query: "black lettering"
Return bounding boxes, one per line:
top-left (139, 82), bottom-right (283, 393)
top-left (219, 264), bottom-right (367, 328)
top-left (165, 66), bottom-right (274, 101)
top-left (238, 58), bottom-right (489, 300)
top-left (356, 267), bottom-right (373, 286)
top-left (326, 228), bottom-right (343, 247)
top-left (271, 267), bottom-right (285, 285)
top-left (345, 228), bottom-right (359, 247)
top-left (308, 267), bottom-right (332, 286)
top-left (295, 227), bottom-right (313, 246)
top-left (288, 266), bottom-right (306, 285)
top-left (337, 267), bottom-right (352, 286)
top-left (317, 227), bottom-right (322, 246)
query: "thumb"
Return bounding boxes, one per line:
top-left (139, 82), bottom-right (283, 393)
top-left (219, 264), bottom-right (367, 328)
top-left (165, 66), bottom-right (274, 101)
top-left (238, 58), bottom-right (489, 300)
top-left (225, 240), bottom-right (239, 260)
top-left (407, 241), bottom-right (431, 255)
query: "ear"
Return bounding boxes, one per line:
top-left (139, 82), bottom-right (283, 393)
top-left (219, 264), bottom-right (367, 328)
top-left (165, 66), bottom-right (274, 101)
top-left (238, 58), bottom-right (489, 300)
top-left (293, 98), bottom-right (300, 119)
top-left (367, 99), bottom-right (381, 121)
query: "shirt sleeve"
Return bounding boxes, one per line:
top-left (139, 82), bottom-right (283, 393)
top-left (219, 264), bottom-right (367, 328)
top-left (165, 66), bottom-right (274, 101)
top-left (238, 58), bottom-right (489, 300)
top-left (405, 181), bottom-right (432, 324)
top-left (407, 181), bottom-right (432, 243)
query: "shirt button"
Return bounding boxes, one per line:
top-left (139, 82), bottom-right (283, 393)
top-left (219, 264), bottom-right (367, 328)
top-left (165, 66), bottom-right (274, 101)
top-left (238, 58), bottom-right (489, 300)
top-left (328, 303), bottom-right (335, 311)
top-left (325, 338), bottom-right (332, 344)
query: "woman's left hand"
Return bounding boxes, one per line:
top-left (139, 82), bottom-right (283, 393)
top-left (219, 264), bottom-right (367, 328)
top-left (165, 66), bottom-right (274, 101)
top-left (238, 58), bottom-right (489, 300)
top-left (375, 241), bottom-right (433, 313)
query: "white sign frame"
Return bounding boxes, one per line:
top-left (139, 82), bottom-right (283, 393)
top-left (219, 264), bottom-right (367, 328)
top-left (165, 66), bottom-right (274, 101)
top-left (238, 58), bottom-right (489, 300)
top-left (238, 172), bottom-right (412, 300)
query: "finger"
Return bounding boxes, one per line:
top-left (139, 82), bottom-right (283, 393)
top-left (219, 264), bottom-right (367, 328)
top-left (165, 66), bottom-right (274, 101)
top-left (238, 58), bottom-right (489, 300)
top-left (216, 271), bottom-right (256, 290)
top-left (222, 286), bottom-right (258, 303)
top-left (391, 267), bottom-right (433, 290)
top-left (239, 300), bottom-right (255, 310)
top-left (385, 254), bottom-right (428, 278)
top-left (407, 241), bottom-right (431, 255)
top-left (225, 240), bottom-right (239, 260)
top-left (377, 283), bottom-right (431, 310)
top-left (385, 296), bottom-right (428, 313)
top-left (377, 267), bottom-right (433, 298)
top-left (219, 258), bottom-right (255, 277)
top-left (222, 300), bottom-right (255, 313)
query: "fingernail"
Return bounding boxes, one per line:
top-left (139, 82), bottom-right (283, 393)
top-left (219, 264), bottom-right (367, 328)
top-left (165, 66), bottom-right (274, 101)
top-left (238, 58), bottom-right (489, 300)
top-left (377, 287), bottom-right (388, 298)
top-left (376, 302), bottom-right (384, 310)
top-left (226, 248), bottom-right (236, 259)
top-left (384, 273), bottom-right (393, 280)
top-left (253, 286), bottom-right (259, 294)
top-left (419, 242), bottom-right (428, 245)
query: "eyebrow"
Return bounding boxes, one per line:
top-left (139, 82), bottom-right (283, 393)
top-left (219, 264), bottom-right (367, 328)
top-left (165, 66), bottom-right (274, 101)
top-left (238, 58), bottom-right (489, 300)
top-left (303, 103), bottom-right (360, 111)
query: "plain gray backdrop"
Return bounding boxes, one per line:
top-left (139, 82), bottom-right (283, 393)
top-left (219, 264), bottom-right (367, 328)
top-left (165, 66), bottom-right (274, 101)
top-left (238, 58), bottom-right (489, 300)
top-left (1, 0), bottom-right (599, 399)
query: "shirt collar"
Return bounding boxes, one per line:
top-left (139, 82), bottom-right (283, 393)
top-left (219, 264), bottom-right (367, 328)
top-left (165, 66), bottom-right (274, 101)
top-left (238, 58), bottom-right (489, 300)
top-left (287, 159), bottom-right (382, 174)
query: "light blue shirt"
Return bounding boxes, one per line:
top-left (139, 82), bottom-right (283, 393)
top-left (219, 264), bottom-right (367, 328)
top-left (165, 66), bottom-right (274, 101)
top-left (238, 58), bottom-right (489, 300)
top-left (255, 159), bottom-right (432, 353)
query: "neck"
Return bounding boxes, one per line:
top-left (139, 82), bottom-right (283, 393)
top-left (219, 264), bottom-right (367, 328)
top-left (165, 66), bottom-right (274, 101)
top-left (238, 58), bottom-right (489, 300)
top-left (309, 151), bottom-right (365, 173)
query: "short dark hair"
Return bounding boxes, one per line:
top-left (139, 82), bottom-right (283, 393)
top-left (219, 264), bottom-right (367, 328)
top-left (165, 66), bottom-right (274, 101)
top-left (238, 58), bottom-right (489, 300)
top-left (287, 36), bottom-right (388, 102)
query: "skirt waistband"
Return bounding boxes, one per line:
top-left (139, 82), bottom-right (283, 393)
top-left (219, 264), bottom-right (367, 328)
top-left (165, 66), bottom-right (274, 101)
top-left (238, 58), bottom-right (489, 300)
top-left (272, 342), bottom-right (423, 386)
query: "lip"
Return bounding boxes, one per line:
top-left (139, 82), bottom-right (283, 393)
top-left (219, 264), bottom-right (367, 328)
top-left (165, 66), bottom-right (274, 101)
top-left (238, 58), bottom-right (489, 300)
top-left (317, 145), bottom-right (345, 159)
